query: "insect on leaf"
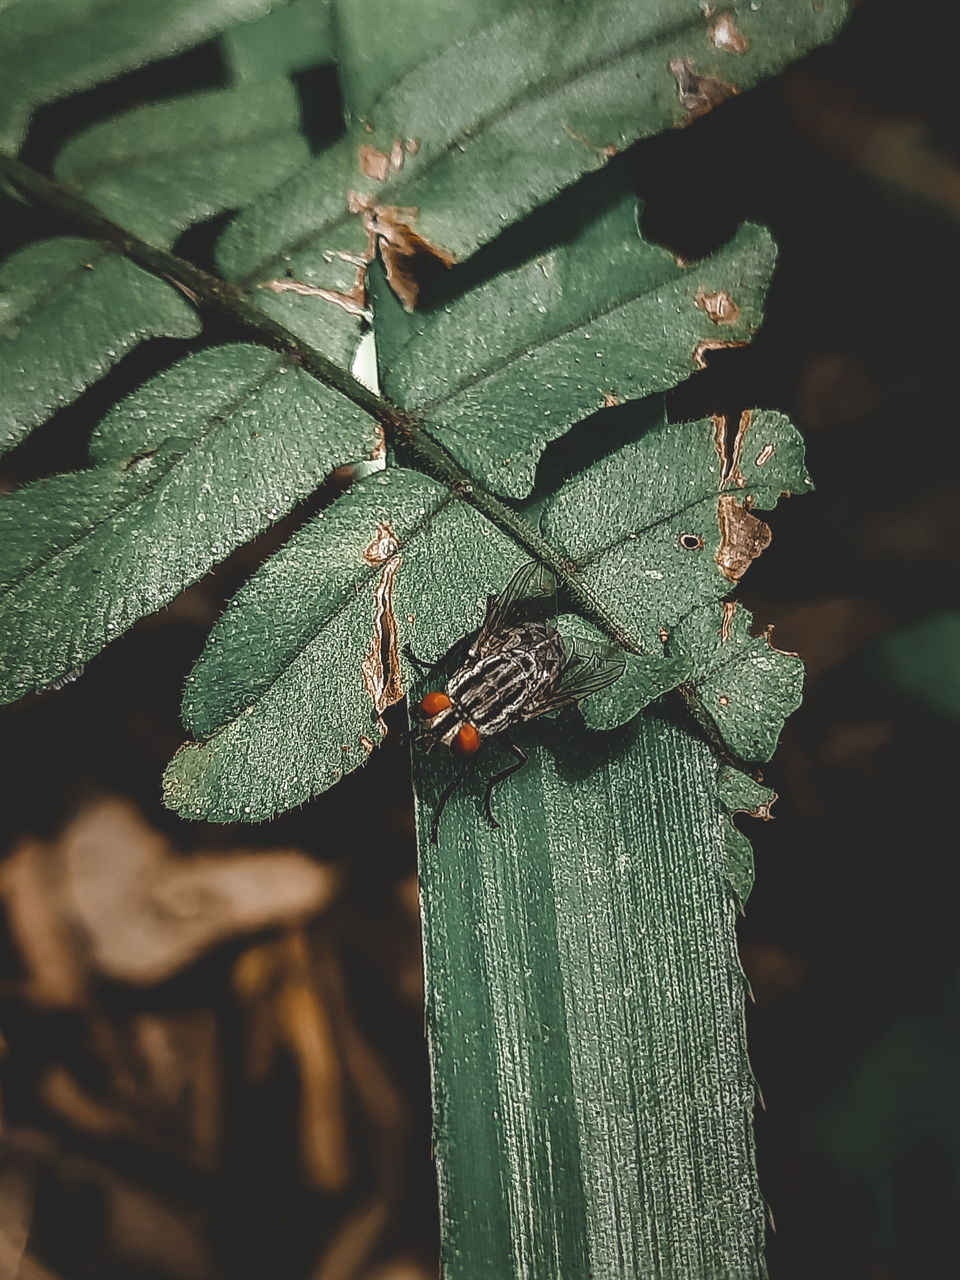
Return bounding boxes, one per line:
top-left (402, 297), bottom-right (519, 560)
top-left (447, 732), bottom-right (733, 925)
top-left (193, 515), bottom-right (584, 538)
top-left (163, 468), bottom-right (529, 822)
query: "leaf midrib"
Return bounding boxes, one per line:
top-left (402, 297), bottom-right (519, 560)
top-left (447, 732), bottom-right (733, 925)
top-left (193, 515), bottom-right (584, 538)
top-left (575, 481), bottom-right (792, 567)
top-left (0, 242), bottom-right (110, 340)
top-left (235, 9), bottom-right (703, 285)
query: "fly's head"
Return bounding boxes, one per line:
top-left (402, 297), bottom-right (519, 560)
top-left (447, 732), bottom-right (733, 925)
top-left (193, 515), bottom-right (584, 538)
top-left (416, 690), bottom-right (482, 760)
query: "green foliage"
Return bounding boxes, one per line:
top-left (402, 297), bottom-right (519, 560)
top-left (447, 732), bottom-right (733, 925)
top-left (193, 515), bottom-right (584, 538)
top-left (0, 0), bottom-right (280, 151)
top-left (54, 80), bottom-right (310, 247)
top-left (0, 0), bottom-right (851, 1274)
top-left (0, 345), bottom-right (379, 702)
top-left (864, 612), bottom-right (960, 719)
top-left (372, 194), bottom-right (775, 498)
top-left (0, 237), bottom-right (200, 454)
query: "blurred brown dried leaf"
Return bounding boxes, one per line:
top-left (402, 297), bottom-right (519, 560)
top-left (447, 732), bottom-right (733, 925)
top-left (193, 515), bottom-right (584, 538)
top-left (1, 797), bottom-right (339, 990)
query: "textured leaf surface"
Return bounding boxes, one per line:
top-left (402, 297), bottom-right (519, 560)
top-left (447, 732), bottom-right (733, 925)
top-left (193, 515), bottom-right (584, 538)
top-left (222, 0), bottom-right (335, 82)
top-left (226, 0), bottom-right (847, 314)
top-left (0, 345), bottom-right (379, 702)
top-left (0, 0), bottom-right (278, 152)
top-left (54, 80), bottom-right (310, 247)
top-left (373, 193), bottom-right (774, 497)
top-left (414, 708), bottom-right (767, 1277)
top-left (164, 468), bottom-right (526, 821)
top-left (543, 403), bottom-right (809, 747)
top-left (669, 600), bottom-right (804, 761)
top-left (216, 131), bottom-right (369, 369)
top-left (0, 237), bottom-right (199, 456)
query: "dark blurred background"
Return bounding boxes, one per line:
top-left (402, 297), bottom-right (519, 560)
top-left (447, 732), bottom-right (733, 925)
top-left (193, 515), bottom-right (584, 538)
top-left (2, 0), bottom-right (959, 1276)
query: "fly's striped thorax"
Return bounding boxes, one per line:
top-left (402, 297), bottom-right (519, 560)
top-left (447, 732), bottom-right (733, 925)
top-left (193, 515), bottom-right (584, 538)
top-left (447, 624), bottom-right (565, 737)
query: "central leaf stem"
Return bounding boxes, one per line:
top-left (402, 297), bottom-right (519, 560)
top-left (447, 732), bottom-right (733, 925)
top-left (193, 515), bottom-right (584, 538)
top-left (0, 151), bottom-right (643, 655)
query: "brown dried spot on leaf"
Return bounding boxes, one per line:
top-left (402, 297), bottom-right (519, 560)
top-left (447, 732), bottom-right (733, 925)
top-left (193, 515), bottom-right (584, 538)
top-left (259, 274), bottom-right (370, 319)
top-left (358, 137), bottom-right (407, 181)
top-left (361, 523), bottom-right (404, 732)
top-left (670, 58), bottom-right (738, 119)
top-left (349, 192), bottom-right (456, 312)
top-left (602, 391), bottom-right (620, 408)
top-left (710, 12), bottom-right (750, 54)
top-left (716, 494), bottom-right (772, 581)
top-left (720, 600), bottom-right (738, 642)
top-left (561, 120), bottom-right (618, 157)
top-left (694, 337), bottom-right (748, 368)
top-left (715, 408), bottom-right (751, 488)
top-left (695, 287), bottom-right (741, 326)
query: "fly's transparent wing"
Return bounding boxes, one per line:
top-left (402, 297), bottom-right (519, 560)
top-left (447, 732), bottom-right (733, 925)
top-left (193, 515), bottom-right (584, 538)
top-left (522, 634), bottom-right (626, 718)
top-left (472, 560), bottom-right (557, 657)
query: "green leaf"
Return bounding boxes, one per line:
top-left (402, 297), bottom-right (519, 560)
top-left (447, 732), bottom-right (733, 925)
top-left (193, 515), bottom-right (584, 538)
top-left (222, 0), bottom-right (336, 82)
top-left (0, 0), bottom-right (282, 152)
top-left (0, 237), bottom-right (200, 456)
top-left (163, 467), bottom-right (527, 821)
top-left (226, 0), bottom-right (847, 309)
top-left (331, 0), bottom-right (511, 120)
top-left (373, 192), bottom-right (775, 497)
top-left (717, 764), bottom-right (775, 908)
top-left (541, 404), bottom-right (809, 751)
top-left (215, 130), bottom-right (370, 368)
top-left (0, 344), bottom-right (380, 702)
top-left (53, 80), bottom-right (310, 248)
top-left (669, 600), bottom-right (804, 761)
top-left (416, 709), bottom-right (767, 1276)
top-left (543, 405), bottom-right (812, 651)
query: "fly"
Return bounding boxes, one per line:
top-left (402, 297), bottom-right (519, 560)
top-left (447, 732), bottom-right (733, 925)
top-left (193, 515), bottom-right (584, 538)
top-left (407, 561), bottom-right (626, 843)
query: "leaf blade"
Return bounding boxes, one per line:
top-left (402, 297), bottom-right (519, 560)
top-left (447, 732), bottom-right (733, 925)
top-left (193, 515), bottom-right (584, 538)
top-left (53, 80), bottom-right (311, 247)
top-left (0, 344), bottom-right (380, 701)
top-left (0, 0), bottom-right (283, 152)
top-left (0, 237), bottom-right (200, 455)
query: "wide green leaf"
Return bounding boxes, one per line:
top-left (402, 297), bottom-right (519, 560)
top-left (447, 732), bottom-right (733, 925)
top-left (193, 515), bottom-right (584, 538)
top-left (163, 467), bottom-right (526, 821)
top-left (543, 405), bottom-right (811, 649)
top-left (331, 0), bottom-right (511, 120)
top-left (668, 599), bottom-right (804, 761)
top-left (373, 192), bottom-right (774, 497)
top-left (0, 237), bottom-right (199, 455)
top-left (53, 80), bottom-right (310, 248)
top-left (0, 0), bottom-right (280, 152)
top-left (543, 403), bottom-right (809, 748)
top-left (415, 707), bottom-right (768, 1277)
top-left (222, 0), bottom-right (336, 83)
top-left (223, 0), bottom-right (847, 321)
top-left (0, 344), bottom-right (379, 702)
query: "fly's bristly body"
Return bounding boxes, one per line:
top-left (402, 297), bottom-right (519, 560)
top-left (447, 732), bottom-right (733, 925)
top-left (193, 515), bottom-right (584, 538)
top-left (410, 562), bottom-right (626, 843)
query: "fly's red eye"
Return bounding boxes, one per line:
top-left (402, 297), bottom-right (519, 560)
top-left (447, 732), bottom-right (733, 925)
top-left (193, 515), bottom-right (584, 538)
top-left (420, 691), bottom-right (452, 716)
top-left (452, 723), bottom-right (481, 758)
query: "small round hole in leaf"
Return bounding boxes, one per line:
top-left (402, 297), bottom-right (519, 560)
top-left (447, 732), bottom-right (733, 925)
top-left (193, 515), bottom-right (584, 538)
top-left (679, 532), bottom-right (704, 550)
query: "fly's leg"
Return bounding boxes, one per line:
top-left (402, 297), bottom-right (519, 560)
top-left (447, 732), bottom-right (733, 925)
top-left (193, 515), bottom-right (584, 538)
top-left (431, 765), bottom-right (468, 845)
top-left (402, 643), bottom-right (438, 681)
top-left (483, 741), bottom-right (528, 830)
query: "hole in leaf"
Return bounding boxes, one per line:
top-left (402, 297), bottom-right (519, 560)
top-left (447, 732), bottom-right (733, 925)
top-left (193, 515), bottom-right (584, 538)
top-left (679, 533), bottom-right (705, 550)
